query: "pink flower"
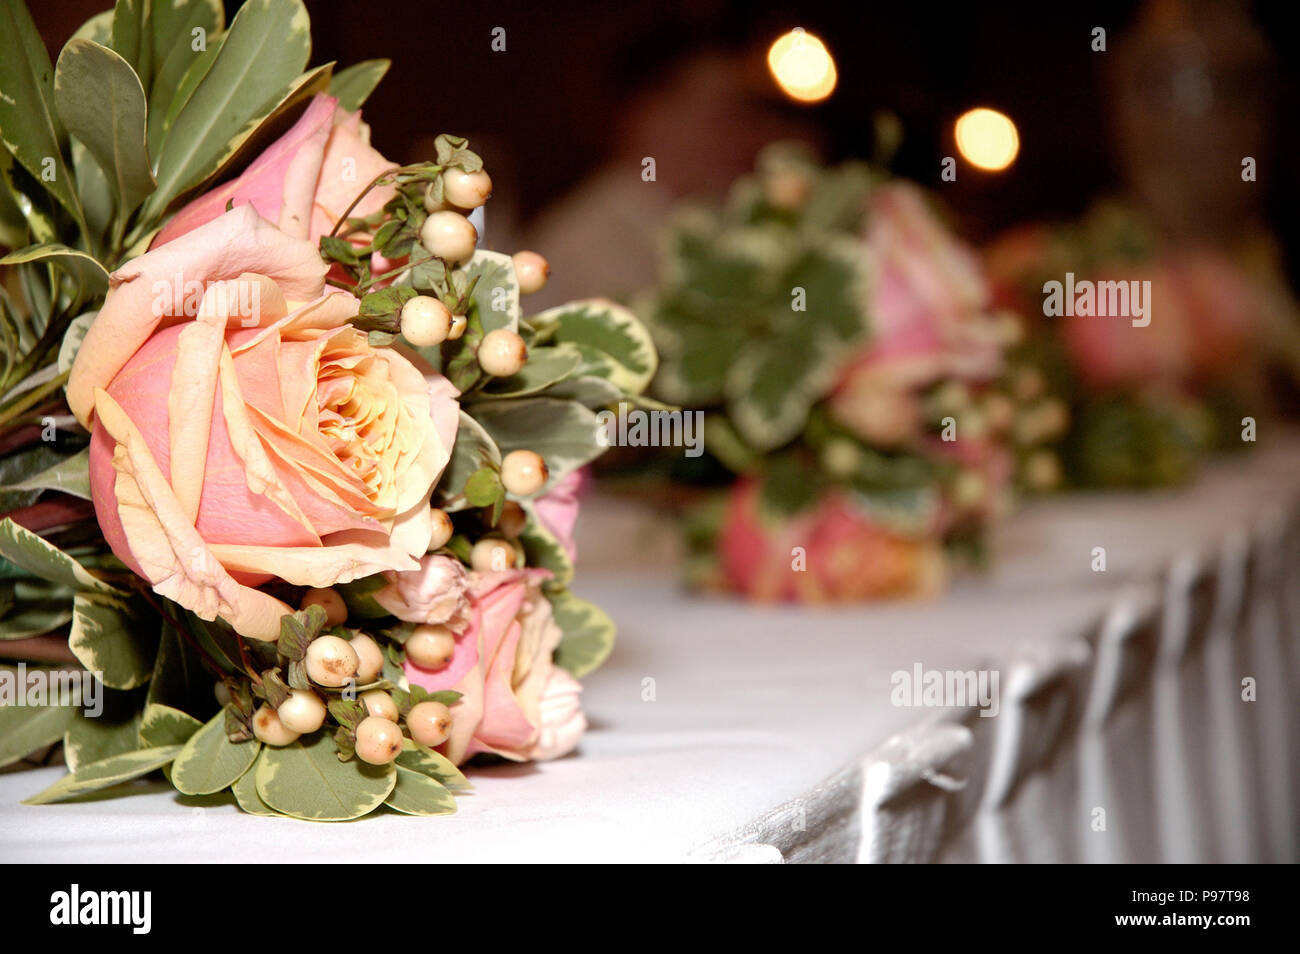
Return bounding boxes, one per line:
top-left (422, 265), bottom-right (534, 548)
top-left (375, 553), bottom-right (471, 629)
top-left (403, 569), bottom-right (581, 764)
top-left (152, 94), bottom-right (398, 247)
top-left (69, 206), bottom-right (459, 640)
top-left (828, 183), bottom-right (1004, 445)
top-left (717, 478), bottom-right (945, 602)
top-left (532, 467), bottom-right (586, 561)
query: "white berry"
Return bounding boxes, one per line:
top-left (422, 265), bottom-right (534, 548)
top-left (443, 168), bottom-right (492, 209)
top-left (420, 210), bottom-right (477, 265)
top-left (500, 449), bottom-right (548, 496)
top-left (300, 587), bottom-right (347, 626)
top-left (360, 689), bottom-right (399, 722)
top-left (355, 716), bottom-right (403, 765)
top-left (349, 633), bottom-right (385, 684)
top-left (276, 688), bottom-right (326, 734)
top-left (428, 508), bottom-right (454, 550)
top-left (305, 635), bottom-right (360, 688)
top-left (252, 704), bottom-right (300, 746)
top-left (408, 701), bottom-right (453, 748)
top-left (512, 250), bottom-right (550, 295)
top-left (406, 624), bottom-right (457, 668)
top-left (446, 315), bottom-right (468, 340)
top-left (477, 328), bottom-right (527, 377)
top-left (470, 537), bottom-right (517, 573)
top-left (400, 295), bottom-right (453, 347)
top-left (423, 182), bottom-right (449, 213)
top-left (497, 501), bottom-right (527, 538)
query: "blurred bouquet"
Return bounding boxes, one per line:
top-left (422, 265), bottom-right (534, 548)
top-left (638, 146), bottom-right (1065, 602)
top-left (0, 0), bottom-right (655, 820)
top-left (986, 202), bottom-right (1300, 488)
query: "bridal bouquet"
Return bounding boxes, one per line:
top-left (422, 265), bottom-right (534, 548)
top-left (638, 146), bottom-right (1065, 602)
top-left (986, 202), bottom-right (1300, 488)
top-left (0, 0), bottom-right (654, 820)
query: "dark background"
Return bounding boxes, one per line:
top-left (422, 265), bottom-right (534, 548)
top-left (33, 0), bottom-right (1300, 278)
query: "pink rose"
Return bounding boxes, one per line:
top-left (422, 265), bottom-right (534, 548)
top-left (718, 478), bottom-right (945, 602)
top-left (404, 569), bottom-right (580, 764)
top-left (829, 183), bottom-right (1004, 444)
top-left (68, 206), bottom-right (458, 640)
top-left (152, 94), bottom-right (398, 247)
top-left (375, 553), bottom-right (471, 629)
top-left (531, 467), bottom-right (586, 561)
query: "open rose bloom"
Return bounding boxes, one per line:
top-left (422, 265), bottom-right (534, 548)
top-left (69, 206), bottom-right (457, 641)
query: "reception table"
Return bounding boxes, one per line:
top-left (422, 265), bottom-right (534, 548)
top-left (3, 435), bottom-right (1297, 863)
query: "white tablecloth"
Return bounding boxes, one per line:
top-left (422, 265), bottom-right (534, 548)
top-left (3, 435), bottom-right (1298, 863)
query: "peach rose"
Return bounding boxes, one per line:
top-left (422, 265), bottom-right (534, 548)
top-left (404, 569), bottom-right (582, 765)
top-left (718, 478), bottom-right (945, 602)
top-left (152, 94), bottom-right (397, 247)
top-left (69, 206), bottom-right (458, 640)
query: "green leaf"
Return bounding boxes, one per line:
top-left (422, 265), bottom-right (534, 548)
top-left (170, 709), bottom-right (260, 795)
top-left (64, 701), bottom-right (142, 772)
top-left (54, 39), bottom-right (156, 224)
top-left (69, 591), bottom-right (158, 690)
top-left (465, 250), bottom-right (519, 333)
top-left (138, 703), bottom-right (202, 748)
top-left (385, 765), bottom-right (456, 816)
top-left (71, 139), bottom-right (113, 244)
top-left (463, 465), bottom-right (504, 507)
top-left (518, 501), bottom-right (573, 587)
top-left (145, 620), bottom-right (210, 715)
top-left (231, 752), bottom-right (280, 815)
top-left (145, 0), bottom-right (312, 220)
top-left (550, 589), bottom-right (617, 678)
top-left (0, 0), bottom-right (88, 237)
top-left (436, 410), bottom-right (501, 511)
top-left (480, 344), bottom-right (584, 398)
top-left (541, 374), bottom-right (623, 409)
top-left (396, 741), bottom-right (470, 790)
top-left (530, 299), bottom-right (658, 394)
top-left (472, 398), bottom-right (604, 491)
top-left (0, 517), bottom-right (121, 594)
top-left (0, 244), bottom-right (109, 306)
top-left (110, 0), bottom-right (152, 89)
top-left (329, 58), bottom-right (390, 110)
top-left (0, 446), bottom-right (91, 501)
top-left (0, 579), bottom-right (75, 640)
top-left (22, 744), bottom-right (180, 804)
top-left (256, 731), bottom-right (396, 821)
top-left (0, 441), bottom-right (64, 513)
top-left (146, 0), bottom-right (224, 156)
top-left (725, 325), bottom-right (841, 452)
top-left (0, 689), bottom-right (80, 767)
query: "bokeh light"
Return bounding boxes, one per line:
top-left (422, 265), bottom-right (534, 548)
top-left (954, 107), bottom-right (1020, 171)
top-left (768, 28), bottom-right (838, 103)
